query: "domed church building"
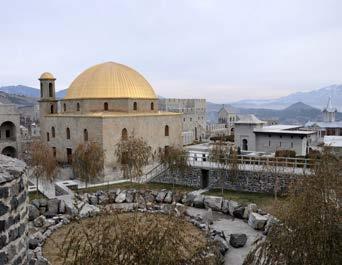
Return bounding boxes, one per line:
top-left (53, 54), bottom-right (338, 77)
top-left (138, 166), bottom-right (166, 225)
top-left (38, 62), bottom-right (182, 170)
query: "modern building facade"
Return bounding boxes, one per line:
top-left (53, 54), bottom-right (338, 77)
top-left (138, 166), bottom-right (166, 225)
top-left (0, 104), bottom-right (21, 157)
top-left (159, 98), bottom-right (206, 144)
top-left (39, 62), bottom-right (182, 170)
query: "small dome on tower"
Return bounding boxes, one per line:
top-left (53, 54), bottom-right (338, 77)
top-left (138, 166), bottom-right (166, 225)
top-left (39, 72), bottom-right (55, 80)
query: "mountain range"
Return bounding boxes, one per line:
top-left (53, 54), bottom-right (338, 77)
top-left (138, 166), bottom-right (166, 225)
top-left (0, 85), bottom-right (67, 99)
top-left (230, 84), bottom-right (342, 110)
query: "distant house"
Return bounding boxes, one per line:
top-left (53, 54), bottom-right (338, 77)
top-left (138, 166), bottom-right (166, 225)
top-left (234, 114), bottom-right (317, 156)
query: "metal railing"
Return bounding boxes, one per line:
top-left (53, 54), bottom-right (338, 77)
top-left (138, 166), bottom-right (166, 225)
top-left (135, 163), bottom-right (167, 183)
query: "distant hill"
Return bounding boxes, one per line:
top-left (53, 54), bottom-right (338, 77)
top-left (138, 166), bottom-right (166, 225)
top-left (231, 84), bottom-right (342, 110)
top-left (207, 101), bottom-right (342, 124)
top-left (0, 91), bottom-right (37, 106)
top-left (0, 85), bottom-right (67, 99)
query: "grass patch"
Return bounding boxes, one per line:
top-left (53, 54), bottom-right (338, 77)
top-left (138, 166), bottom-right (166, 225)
top-left (204, 189), bottom-right (278, 208)
top-left (28, 191), bottom-right (47, 202)
top-left (78, 182), bottom-right (196, 194)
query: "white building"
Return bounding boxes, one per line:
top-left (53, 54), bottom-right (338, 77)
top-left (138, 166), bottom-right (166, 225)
top-left (159, 98), bottom-right (206, 144)
top-left (235, 115), bottom-right (317, 156)
top-left (323, 136), bottom-right (342, 157)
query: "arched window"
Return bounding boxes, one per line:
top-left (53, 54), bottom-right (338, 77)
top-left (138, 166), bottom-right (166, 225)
top-left (77, 102), bottom-right (80, 111)
top-left (83, 129), bottom-right (88, 141)
top-left (133, 102), bottom-right (137, 111)
top-left (165, 125), bottom-right (169, 136)
top-left (66, 127), bottom-right (70, 139)
top-left (46, 132), bottom-right (50, 142)
top-left (151, 102), bottom-right (154, 110)
top-left (104, 102), bottom-right (108, 111)
top-left (63, 103), bottom-right (66, 112)
top-left (49, 83), bottom-right (53, 97)
top-left (51, 127), bottom-right (55, 138)
top-left (40, 83), bottom-right (43, 98)
top-left (121, 128), bottom-right (128, 140)
top-left (242, 139), bottom-right (248, 151)
top-left (50, 105), bottom-right (54, 114)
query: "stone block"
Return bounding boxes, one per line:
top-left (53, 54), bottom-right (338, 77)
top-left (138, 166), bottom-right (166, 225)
top-left (156, 190), bottom-right (167, 203)
top-left (233, 206), bottom-right (246, 219)
top-left (47, 199), bottom-right (59, 215)
top-left (115, 191), bottom-right (126, 203)
top-left (221, 199), bottom-right (230, 214)
top-left (228, 200), bottom-right (240, 216)
top-left (248, 212), bottom-right (268, 230)
top-left (164, 191), bottom-right (173, 203)
top-left (203, 196), bottom-right (223, 211)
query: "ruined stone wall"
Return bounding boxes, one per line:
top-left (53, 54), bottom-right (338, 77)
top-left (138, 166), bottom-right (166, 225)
top-left (0, 155), bottom-right (28, 265)
top-left (152, 167), bottom-right (298, 194)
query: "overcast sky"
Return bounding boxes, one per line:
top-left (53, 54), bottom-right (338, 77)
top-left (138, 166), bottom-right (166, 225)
top-left (0, 0), bottom-right (341, 102)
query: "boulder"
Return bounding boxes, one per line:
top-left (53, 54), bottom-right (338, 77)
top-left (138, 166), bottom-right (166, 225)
top-left (33, 216), bottom-right (46, 227)
top-left (172, 192), bottom-right (183, 203)
top-left (192, 194), bottom-right (204, 208)
top-left (233, 206), bottom-right (246, 219)
top-left (47, 199), bottom-right (59, 215)
top-left (115, 191), bottom-right (126, 203)
top-left (58, 200), bottom-right (66, 214)
top-left (221, 200), bottom-right (230, 214)
top-left (28, 205), bottom-right (40, 221)
top-left (248, 212), bottom-right (268, 230)
top-left (97, 194), bottom-right (108, 204)
top-left (229, 234), bottom-right (247, 248)
top-left (156, 190), bottom-right (167, 203)
top-left (214, 235), bottom-right (229, 255)
top-left (28, 238), bottom-right (39, 250)
top-left (264, 215), bottom-right (278, 235)
top-left (144, 193), bottom-right (155, 204)
top-left (228, 200), bottom-right (240, 216)
top-left (184, 193), bottom-right (196, 206)
top-left (204, 196), bottom-right (223, 211)
top-left (79, 203), bottom-right (100, 218)
top-left (164, 191), bottom-right (173, 203)
top-left (88, 194), bottom-right (98, 205)
top-left (31, 199), bottom-right (40, 209)
top-left (125, 190), bottom-right (134, 203)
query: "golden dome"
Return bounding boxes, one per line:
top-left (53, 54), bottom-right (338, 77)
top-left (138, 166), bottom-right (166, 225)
top-left (39, 72), bottom-right (55, 80)
top-left (64, 62), bottom-right (157, 100)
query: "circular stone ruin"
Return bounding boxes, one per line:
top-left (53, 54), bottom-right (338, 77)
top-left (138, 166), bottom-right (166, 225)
top-left (43, 211), bottom-right (221, 265)
top-left (0, 155), bottom-right (28, 265)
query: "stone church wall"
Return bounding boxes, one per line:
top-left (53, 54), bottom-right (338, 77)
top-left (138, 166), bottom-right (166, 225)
top-left (0, 155), bottom-right (28, 265)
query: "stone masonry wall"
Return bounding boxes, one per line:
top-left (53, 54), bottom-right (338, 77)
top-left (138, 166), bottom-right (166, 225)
top-left (0, 155), bottom-right (28, 265)
top-left (152, 167), bottom-right (298, 194)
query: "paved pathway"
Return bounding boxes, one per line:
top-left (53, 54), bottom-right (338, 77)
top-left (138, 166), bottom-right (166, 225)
top-left (186, 207), bottom-right (262, 265)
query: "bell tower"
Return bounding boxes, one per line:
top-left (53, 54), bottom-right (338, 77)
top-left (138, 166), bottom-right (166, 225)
top-left (38, 72), bottom-right (58, 115)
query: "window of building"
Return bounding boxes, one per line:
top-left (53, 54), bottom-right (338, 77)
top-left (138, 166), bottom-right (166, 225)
top-left (165, 125), bottom-right (169, 136)
top-left (104, 102), bottom-right (108, 111)
top-left (280, 142), bottom-right (282, 147)
top-left (151, 102), bottom-right (154, 110)
top-left (77, 103), bottom-right (80, 111)
top-left (50, 105), bottom-right (54, 114)
top-left (269, 140), bottom-right (271, 146)
top-left (5, 130), bottom-right (10, 138)
top-left (291, 142), bottom-right (293, 148)
top-left (67, 148), bottom-right (72, 164)
top-left (133, 102), bottom-right (137, 111)
top-left (268, 134), bottom-right (272, 137)
top-left (63, 103), bottom-right (66, 112)
top-left (47, 132), bottom-right (50, 142)
top-left (49, 83), bottom-right (53, 97)
top-left (40, 85), bottom-right (43, 98)
top-left (84, 129), bottom-right (88, 141)
top-left (122, 128), bottom-right (128, 140)
top-left (242, 139), bottom-right (248, 151)
top-left (51, 127), bottom-right (55, 138)
top-left (183, 118), bottom-right (185, 122)
top-left (66, 127), bottom-right (70, 139)
top-left (52, 147), bottom-right (56, 157)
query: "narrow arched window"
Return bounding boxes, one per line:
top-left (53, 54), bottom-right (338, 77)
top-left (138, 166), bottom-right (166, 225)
top-left (165, 125), bottom-right (169, 136)
top-left (151, 102), bottom-right (154, 110)
top-left (49, 83), bottom-right (53, 97)
top-left (122, 128), bottom-right (128, 140)
top-left (51, 127), bottom-right (55, 138)
top-left (104, 102), bottom-right (108, 111)
top-left (50, 105), bottom-right (54, 114)
top-left (77, 102), bottom-right (80, 111)
top-left (66, 127), bottom-right (70, 139)
top-left (133, 102), bottom-right (137, 111)
top-left (63, 103), bottom-right (66, 112)
top-left (46, 132), bottom-right (50, 142)
top-left (84, 129), bottom-right (88, 141)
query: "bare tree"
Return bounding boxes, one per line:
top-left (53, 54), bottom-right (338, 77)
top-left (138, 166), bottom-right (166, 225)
top-left (26, 140), bottom-right (58, 195)
top-left (244, 150), bottom-right (342, 265)
top-left (159, 145), bottom-right (189, 190)
top-left (72, 142), bottom-right (105, 188)
top-left (209, 137), bottom-right (228, 195)
top-left (115, 135), bottom-right (152, 181)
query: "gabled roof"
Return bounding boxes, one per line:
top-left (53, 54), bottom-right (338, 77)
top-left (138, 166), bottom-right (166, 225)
top-left (235, 114), bottom-right (265, 124)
